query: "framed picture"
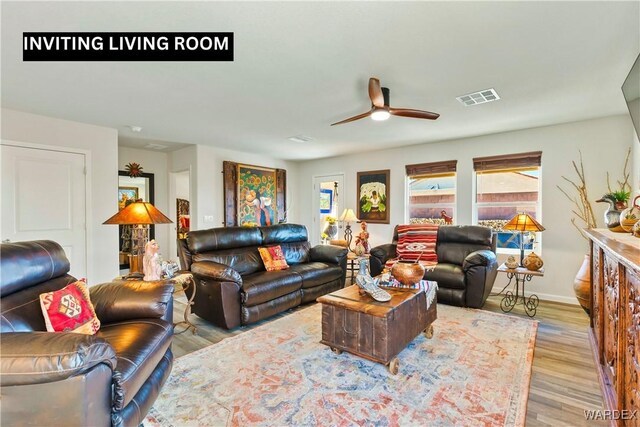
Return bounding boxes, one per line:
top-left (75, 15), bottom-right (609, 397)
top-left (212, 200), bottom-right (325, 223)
top-left (319, 188), bottom-right (333, 214)
top-left (357, 169), bottom-right (390, 224)
top-left (118, 186), bottom-right (138, 211)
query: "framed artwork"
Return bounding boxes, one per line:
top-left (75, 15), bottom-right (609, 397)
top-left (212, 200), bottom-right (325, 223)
top-left (222, 161), bottom-right (287, 227)
top-left (118, 186), bottom-right (138, 211)
top-left (357, 169), bottom-right (390, 224)
top-left (319, 189), bottom-right (333, 214)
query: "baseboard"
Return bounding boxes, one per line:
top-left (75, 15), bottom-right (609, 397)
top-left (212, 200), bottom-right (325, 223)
top-left (490, 285), bottom-right (579, 305)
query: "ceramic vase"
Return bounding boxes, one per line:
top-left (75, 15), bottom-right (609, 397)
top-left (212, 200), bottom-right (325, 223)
top-left (620, 196), bottom-right (640, 232)
top-left (523, 252), bottom-right (543, 271)
top-left (505, 255), bottom-right (519, 269)
top-left (573, 254), bottom-right (591, 314)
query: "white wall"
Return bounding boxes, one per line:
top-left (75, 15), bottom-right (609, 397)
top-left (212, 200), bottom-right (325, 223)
top-left (118, 146), bottom-right (171, 261)
top-left (1, 108), bottom-right (119, 284)
top-left (297, 115), bottom-right (636, 303)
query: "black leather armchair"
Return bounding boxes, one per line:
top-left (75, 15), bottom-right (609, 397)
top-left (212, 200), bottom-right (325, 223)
top-left (0, 240), bottom-right (174, 427)
top-left (370, 225), bottom-right (498, 308)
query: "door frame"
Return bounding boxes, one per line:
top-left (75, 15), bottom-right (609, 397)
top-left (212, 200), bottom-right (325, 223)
top-left (311, 172), bottom-right (345, 246)
top-left (168, 168), bottom-right (193, 260)
top-left (1, 139), bottom-right (92, 279)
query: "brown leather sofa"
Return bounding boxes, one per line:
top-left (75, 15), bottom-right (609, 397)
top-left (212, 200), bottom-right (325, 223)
top-left (178, 224), bottom-right (348, 329)
top-left (370, 225), bottom-right (498, 308)
top-left (0, 240), bottom-right (174, 427)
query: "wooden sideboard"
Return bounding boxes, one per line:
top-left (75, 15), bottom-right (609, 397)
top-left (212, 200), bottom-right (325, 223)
top-left (586, 229), bottom-right (640, 425)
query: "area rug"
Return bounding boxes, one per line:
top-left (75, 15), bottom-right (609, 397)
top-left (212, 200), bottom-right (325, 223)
top-left (144, 304), bottom-right (537, 427)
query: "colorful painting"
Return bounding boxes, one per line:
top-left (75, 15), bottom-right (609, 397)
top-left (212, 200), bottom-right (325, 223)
top-left (357, 170), bottom-right (390, 224)
top-left (238, 164), bottom-right (277, 226)
top-left (319, 189), bottom-right (333, 214)
top-left (118, 186), bottom-right (138, 211)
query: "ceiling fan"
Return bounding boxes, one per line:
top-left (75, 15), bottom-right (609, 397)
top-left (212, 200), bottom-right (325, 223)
top-left (331, 77), bottom-right (440, 126)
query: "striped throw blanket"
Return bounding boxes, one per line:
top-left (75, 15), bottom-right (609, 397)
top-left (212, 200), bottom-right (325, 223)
top-left (384, 224), bottom-right (439, 271)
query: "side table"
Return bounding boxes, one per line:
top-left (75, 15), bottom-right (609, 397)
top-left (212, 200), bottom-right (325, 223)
top-left (346, 252), bottom-right (370, 285)
top-left (171, 272), bottom-right (197, 335)
top-left (494, 263), bottom-right (544, 317)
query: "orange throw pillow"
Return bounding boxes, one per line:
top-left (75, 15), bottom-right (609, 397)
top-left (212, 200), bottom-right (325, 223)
top-left (258, 245), bottom-right (289, 272)
top-left (39, 279), bottom-right (100, 335)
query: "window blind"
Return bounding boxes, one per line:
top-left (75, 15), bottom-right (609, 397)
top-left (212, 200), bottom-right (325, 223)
top-left (473, 151), bottom-right (542, 172)
top-left (405, 160), bottom-right (457, 176)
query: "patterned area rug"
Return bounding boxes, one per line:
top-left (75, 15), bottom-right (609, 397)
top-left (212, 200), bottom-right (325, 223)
top-left (144, 304), bottom-right (537, 427)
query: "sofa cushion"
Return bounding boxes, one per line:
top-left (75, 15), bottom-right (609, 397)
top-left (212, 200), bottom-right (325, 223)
top-left (241, 271), bottom-right (302, 306)
top-left (423, 263), bottom-right (466, 290)
top-left (187, 226), bottom-right (262, 253)
top-left (288, 263), bottom-right (343, 289)
top-left (436, 226), bottom-right (493, 265)
top-left (193, 247), bottom-right (264, 276)
top-left (280, 241), bottom-right (311, 265)
top-left (96, 318), bottom-right (173, 410)
top-left (260, 224), bottom-right (308, 244)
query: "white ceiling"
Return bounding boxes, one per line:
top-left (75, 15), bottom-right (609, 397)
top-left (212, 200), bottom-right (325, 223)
top-left (2, 1), bottom-right (639, 160)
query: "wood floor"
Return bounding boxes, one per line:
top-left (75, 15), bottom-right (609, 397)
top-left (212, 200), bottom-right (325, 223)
top-left (171, 291), bottom-right (606, 426)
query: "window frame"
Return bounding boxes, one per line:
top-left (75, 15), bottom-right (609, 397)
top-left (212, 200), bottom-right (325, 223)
top-left (406, 170), bottom-right (457, 225)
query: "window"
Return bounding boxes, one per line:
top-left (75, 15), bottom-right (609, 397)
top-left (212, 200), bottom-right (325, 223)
top-left (406, 160), bottom-right (457, 225)
top-left (474, 152), bottom-right (542, 251)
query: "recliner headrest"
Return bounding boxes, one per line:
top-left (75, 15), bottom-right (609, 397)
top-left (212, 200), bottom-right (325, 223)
top-left (187, 226), bottom-right (262, 253)
top-left (261, 224), bottom-right (308, 244)
top-left (1, 240), bottom-right (71, 297)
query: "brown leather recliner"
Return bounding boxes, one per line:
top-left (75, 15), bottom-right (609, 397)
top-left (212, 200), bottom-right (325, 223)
top-left (178, 223), bottom-right (348, 329)
top-left (370, 225), bottom-right (498, 308)
top-left (0, 240), bottom-right (174, 427)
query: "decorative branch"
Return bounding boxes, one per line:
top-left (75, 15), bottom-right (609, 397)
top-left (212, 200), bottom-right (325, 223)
top-left (557, 151), bottom-right (597, 241)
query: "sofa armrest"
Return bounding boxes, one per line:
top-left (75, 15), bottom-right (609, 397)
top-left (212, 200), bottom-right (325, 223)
top-left (0, 332), bottom-right (116, 386)
top-left (462, 249), bottom-right (496, 271)
top-left (90, 280), bottom-right (174, 324)
top-left (462, 250), bottom-right (498, 308)
top-left (191, 261), bottom-right (243, 285)
top-left (310, 245), bottom-right (348, 265)
top-left (369, 243), bottom-right (397, 277)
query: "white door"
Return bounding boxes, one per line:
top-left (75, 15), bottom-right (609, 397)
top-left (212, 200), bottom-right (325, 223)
top-left (1, 144), bottom-right (87, 279)
top-left (311, 174), bottom-right (345, 246)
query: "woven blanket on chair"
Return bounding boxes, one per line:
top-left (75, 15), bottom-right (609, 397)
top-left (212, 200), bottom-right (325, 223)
top-left (384, 224), bottom-right (439, 271)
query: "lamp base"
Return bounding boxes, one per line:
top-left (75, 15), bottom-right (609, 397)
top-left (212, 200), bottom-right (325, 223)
top-left (344, 225), bottom-right (353, 251)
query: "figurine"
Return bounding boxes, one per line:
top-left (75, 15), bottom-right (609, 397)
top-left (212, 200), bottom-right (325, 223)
top-left (354, 221), bottom-right (370, 254)
top-left (440, 210), bottom-right (453, 225)
top-left (143, 239), bottom-right (163, 281)
top-left (162, 260), bottom-right (180, 279)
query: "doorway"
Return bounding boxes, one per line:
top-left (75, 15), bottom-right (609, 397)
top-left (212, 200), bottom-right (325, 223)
top-left (1, 143), bottom-right (88, 279)
top-left (169, 169), bottom-right (191, 259)
top-left (311, 173), bottom-right (345, 246)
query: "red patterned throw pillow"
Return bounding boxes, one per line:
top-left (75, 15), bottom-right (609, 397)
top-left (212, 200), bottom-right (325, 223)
top-left (39, 279), bottom-right (100, 334)
top-left (258, 245), bottom-right (289, 272)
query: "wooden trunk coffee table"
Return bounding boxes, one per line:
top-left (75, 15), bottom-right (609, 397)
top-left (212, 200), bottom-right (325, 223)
top-left (317, 285), bottom-right (437, 375)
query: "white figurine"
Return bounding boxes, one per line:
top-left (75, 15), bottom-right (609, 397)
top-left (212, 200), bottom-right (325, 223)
top-left (143, 239), bottom-right (163, 281)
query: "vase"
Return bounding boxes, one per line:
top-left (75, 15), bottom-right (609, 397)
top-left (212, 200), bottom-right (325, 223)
top-left (523, 252), bottom-right (544, 271)
top-left (620, 196), bottom-right (640, 232)
top-left (323, 223), bottom-right (338, 240)
top-left (391, 261), bottom-right (425, 286)
top-left (573, 254), bottom-right (591, 314)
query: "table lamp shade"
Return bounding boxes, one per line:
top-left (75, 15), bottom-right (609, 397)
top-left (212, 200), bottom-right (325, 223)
top-left (502, 213), bottom-right (545, 232)
top-left (339, 208), bottom-right (358, 223)
top-left (103, 201), bottom-right (172, 225)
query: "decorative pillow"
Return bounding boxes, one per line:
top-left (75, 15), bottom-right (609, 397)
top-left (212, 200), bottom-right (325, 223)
top-left (39, 279), bottom-right (100, 334)
top-left (258, 245), bottom-right (289, 272)
top-left (396, 224), bottom-right (439, 264)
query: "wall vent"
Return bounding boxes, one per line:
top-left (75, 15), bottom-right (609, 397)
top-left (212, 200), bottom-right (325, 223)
top-left (144, 143), bottom-right (169, 150)
top-left (456, 88), bottom-right (500, 106)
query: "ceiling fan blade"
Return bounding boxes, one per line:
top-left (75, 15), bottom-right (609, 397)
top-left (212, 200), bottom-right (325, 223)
top-left (368, 78), bottom-right (385, 108)
top-left (330, 110), bottom-right (372, 126)
top-left (389, 107), bottom-right (440, 120)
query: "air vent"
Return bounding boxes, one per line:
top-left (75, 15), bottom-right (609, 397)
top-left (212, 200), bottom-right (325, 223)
top-left (144, 143), bottom-right (168, 150)
top-left (287, 135), bottom-right (314, 143)
top-left (456, 88), bottom-right (500, 106)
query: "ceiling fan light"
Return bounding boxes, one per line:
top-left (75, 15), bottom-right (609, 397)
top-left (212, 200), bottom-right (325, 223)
top-left (371, 109), bottom-right (390, 121)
